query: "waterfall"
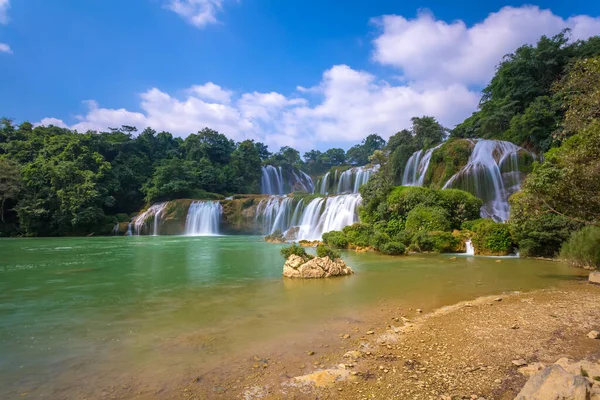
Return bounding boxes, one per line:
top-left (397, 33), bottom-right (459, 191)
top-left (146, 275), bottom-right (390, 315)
top-left (133, 202), bottom-right (168, 236)
top-left (255, 196), bottom-right (294, 234)
top-left (331, 166), bottom-right (379, 195)
top-left (402, 144), bottom-right (442, 186)
top-left (185, 201), bottom-right (222, 236)
top-left (127, 223), bottom-right (132, 236)
top-left (318, 172), bottom-right (330, 194)
top-left (296, 194), bottom-right (362, 241)
top-left (442, 140), bottom-right (530, 222)
top-left (465, 240), bottom-right (474, 256)
top-left (260, 165), bottom-right (284, 195)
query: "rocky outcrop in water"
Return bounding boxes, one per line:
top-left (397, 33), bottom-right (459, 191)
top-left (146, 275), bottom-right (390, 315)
top-left (282, 254), bottom-right (354, 278)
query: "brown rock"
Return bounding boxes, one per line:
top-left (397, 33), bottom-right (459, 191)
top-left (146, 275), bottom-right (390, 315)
top-left (589, 271), bottom-right (600, 284)
top-left (515, 364), bottom-right (591, 400)
top-left (282, 255), bottom-right (354, 279)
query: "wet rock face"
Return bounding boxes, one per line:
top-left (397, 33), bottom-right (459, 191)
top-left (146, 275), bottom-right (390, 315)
top-left (282, 255), bottom-right (354, 279)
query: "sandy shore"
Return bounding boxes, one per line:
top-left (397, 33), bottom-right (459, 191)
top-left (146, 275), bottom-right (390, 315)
top-left (157, 280), bottom-right (600, 400)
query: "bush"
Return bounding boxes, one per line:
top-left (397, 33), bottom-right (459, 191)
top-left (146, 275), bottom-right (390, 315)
top-left (265, 229), bottom-right (285, 242)
top-left (370, 230), bottom-right (392, 250)
top-left (280, 243), bottom-right (314, 262)
top-left (322, 230), bottom-right (349, 248)
top-left (116, 213), bottom-right (130, 223)
top-left (560, 226), bottom-right (600, 268)
top-left (429, 231), bottom-right (461, 253)
top-left (471, 219), bottom-right (513, 255)
top-left (509, 191), bottom-right (580, 258)
top-left (316, 244), bottom-right (342, 260)
top-left (405, 206), bottom-right (451, 232)
top-left (380, 242), bottom-right (407, 255)
top-left (411, 231), bottom-right (436, 252)
top-left (342, 223), bottom-right (374, 247)
top-left (437, 189), bottom-right (482, 229)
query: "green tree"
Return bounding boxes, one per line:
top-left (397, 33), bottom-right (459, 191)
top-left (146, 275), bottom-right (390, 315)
top-left (0, 159), bottom-right (22, 223)
top-left (347, 134), bottom-right (386, 165)
top-left (231, 140), bottom-right (262, 193)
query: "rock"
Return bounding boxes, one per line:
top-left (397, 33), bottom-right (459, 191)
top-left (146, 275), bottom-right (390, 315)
top-left (366, 330), bottom-right (375, 335)
top-left (292, 368), bottom-right (356, 387)
top-left (589, 271), bottom-right (600, 284)
top-left (343, 350), bottom-right (362, 360)
top-left (282, 255), bottom-right (354, 279)
top-left (342, 334), bottom-right (350, 339)
top-left (512, 359), bottom-right (528, 367)
top-left (284, 226), bottom-right (299, 241)
top-left (515, 364), bottom-right (591, 400)
top-left (587, 330), bottom-right (600, 339)
top-left (416, 309), bottom-right (422, 313)
top-left (518, 362), bottom-right (547, 376)
top-left (494, 297), bottom-right (502, 302)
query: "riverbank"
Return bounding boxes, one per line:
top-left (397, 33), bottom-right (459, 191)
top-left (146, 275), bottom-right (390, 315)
top-left (173, 280), bottom-right (600, 399)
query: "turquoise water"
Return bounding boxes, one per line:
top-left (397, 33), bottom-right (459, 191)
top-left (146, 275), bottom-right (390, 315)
top-left (0, 235), bottom-right (584, 397)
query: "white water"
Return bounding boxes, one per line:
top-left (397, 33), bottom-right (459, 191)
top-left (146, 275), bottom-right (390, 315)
top-left (185, 201), bottom-right (222, 236)
top-left (465, 240), bottom-right (475, 256)
top-left (402, 144), bottom-right (442, 186)
top-left (255, 196), bottom-right (295, 234)
top-left (324, 166), bottom-right (378, 195)
top-left (295, 194), bottom-right (362, 241)
top-left (260, 165), bottom-right (284, 195)
top-left (442, 140), bottom-right (527, 222)
top-left (133, 202), bottom-right (168, 236)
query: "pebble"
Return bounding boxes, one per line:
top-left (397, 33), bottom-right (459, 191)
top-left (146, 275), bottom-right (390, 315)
top-left (494, 297), bottom-right (502, 302)
top-left (306, 351), bottom-right (315, 356)
top-left (366, 331), bottom-right (374, 335)
top-left (512, 359), bottom-right (527, 367)
top-left (416, 309), bottom-right (422, 313)
top-left (587, 330), bottom-right (600, 339)
top-left (342, 334), bottom-right (350, 339)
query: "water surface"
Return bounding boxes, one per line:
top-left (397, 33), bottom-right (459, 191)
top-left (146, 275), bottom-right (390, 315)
top-left (0, 235), bottom-right (584, 397)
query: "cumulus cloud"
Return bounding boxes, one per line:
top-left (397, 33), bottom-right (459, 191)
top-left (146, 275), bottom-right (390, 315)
top-left (165, 0), bottom-right (227, 28)
top-left (37, 65), bottom-right (479, 150)
top-left (372, 6), bottom-right (600, 86)
top-left (0, 0), bottom-right (9, 25)
top-left (0, 42), bottom-right (11, 53)
top-left (39, 5), bottom-right (600, 149)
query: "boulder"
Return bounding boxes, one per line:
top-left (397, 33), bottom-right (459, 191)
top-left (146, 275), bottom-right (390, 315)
top-left (589, 271), bottom-right (600, 285)
top-left (284, 226), bottom-right (299, 241)
top-left (515, 364), bottom-right (591, 400)
top-left (283, 255), bottom-right (354, 279)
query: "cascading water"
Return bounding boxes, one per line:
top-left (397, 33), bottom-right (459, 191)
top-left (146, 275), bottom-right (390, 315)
top-left (402, 144), bottom-right (442, 186)
top-left (260, 165), bottom-right (284, 195)
top-left (255, 196), bottom-right (295, 234)
top-left (319, 166), bottom-right (378, 195)
top-left (185, 201), bottom-right (222, 236)
top-left (296, 194), bottom-right (362, 241)
top-left (133, 202), bottom-right (168, 236)
top-left (465, 240), bottom-right (475, 256)
top-left (442, 140), bottom-right (530, 222)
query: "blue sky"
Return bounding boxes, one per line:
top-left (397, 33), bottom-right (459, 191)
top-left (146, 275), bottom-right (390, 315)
top-left (1, 0), bottom-right (599, 150)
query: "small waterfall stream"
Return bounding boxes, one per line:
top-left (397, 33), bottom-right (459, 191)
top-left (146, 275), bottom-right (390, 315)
top-left (133, 202), bottom-right (168, 236)
top-left (185, 201), bottom-right (222, 236)
top-left (402, 144), bottom-right (442, 186)
top-left (260, 166), bottom-right (284, 195)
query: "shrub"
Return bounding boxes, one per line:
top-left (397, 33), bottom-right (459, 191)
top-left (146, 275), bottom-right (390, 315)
top-left (392, 230), bottom-right (413, 246)
top-left (560, 226), bottom-right (600, 268)
top-left (509, 191), bottom-right (580, 258)
top-left (322, 230), bottom-right (349, 248)
top-left (281, 243), bottom-right (314, 262)
top-left (116, 213), bottom-right (130, 223)
top-left (370, 231), bottom-right (392, 250)
top-left (316, 244), bottom-right (342, 260)
top-left (380, 242), bottom-right (407, 255)
top-left (437, 189), bottom-right (482, 229)
top-left (429, 231), bottom-right (461, 253)
top-left (405, 206), bottom-right (451, 233)
top-left (471, 219), bottom-right (513, 255)
top-left (411, 231), bottom-right (436, 252)
top-left (265, 229), bottom-right (285, 242)
top-left (342, 223), bottom-right (374, 247)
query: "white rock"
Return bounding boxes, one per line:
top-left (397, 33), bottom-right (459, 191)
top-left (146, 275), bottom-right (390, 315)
top-left (515, 364), bottom-right (591, 400)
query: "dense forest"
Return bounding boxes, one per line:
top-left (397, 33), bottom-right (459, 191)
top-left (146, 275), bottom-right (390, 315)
top-left (1, 30), bottom-right (600, 268)
top-left (0, 119), bottom-right (385, 236)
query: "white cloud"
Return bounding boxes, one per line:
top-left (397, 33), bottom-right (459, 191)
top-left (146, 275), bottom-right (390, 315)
top-left (165, 0), bottom-right (227, 28)
top-left (37, 66), bottom-right (479, 150)
top-left (372, 6), bottom-right (600, 86)
top-left (38, 5), bottom-right (600, 150)
top-left (0, 0), bottom-right (9, 25)
top-left (189, 82), bottom-right (233, 103)
top-left (0, 42), bottom-right (11, 53)
top-left (37, 118), bottom-right (69, 128)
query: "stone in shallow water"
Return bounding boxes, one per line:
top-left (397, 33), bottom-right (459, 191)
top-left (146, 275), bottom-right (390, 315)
top-left (282, 255), bottom-right (354, 279)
